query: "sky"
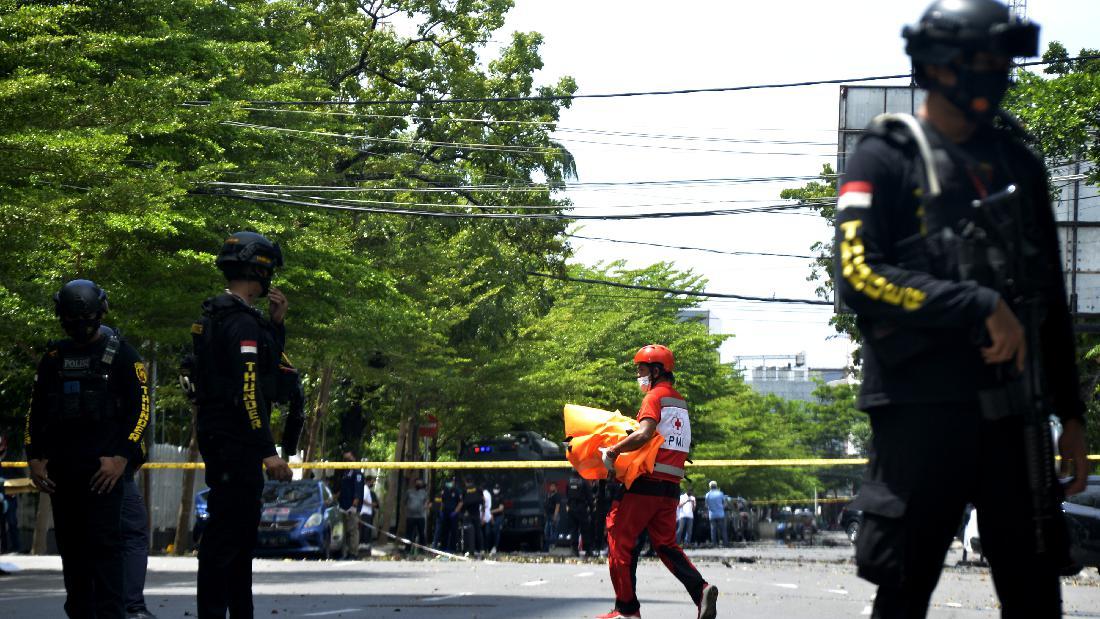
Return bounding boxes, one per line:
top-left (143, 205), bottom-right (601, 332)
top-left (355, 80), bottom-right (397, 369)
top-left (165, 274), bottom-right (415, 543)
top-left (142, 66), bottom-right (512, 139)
top-left (486, 0), bottom-right (1100, 370)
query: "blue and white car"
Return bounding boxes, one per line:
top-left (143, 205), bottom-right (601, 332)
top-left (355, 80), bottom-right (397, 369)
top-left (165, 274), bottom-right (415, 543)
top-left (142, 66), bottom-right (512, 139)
top-left (194, 480), bottom-right (345, 559)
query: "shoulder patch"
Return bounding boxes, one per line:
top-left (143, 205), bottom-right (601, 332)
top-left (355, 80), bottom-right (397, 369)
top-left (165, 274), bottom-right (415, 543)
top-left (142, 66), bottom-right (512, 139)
top-left (838, 181), bottom-right (873, 211)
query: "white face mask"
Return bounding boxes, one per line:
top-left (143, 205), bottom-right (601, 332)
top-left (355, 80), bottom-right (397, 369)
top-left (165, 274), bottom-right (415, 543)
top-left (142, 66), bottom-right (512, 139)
top-left (637, 376), bottom-right (652, 393)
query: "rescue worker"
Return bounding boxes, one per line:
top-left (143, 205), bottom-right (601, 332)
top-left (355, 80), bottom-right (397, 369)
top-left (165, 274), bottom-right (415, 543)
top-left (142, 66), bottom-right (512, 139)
top-left (598, 345), bottom-right (718, 619)
top-left (565, 470), bottom-right (594, 557)
top-left (836, 2), bottom-right (1089, 616)
top-left (25, 279), bottom-right (151, 618)
top-left (191, 231), bottom-right (293, 618)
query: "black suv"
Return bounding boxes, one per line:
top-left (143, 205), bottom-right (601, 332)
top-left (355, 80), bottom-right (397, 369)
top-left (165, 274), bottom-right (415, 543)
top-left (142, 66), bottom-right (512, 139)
top-left (838, 505), bottom-right (862, 543)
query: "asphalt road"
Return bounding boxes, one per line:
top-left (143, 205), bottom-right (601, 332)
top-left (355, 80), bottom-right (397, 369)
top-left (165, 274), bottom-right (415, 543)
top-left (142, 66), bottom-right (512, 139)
top-left (2, 538), bottom-right (1099, 618)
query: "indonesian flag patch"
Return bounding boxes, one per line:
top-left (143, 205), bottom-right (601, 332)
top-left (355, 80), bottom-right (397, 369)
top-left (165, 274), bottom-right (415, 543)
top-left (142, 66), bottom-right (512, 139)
top-left (838, 181), bottom-right (873, 211)
top-left (240, 340), bottom-right (258, 354)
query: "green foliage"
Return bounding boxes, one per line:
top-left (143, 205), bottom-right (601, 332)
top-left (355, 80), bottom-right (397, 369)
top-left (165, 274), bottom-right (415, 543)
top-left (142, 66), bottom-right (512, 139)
top-left (0, 0), bottom-right (577, 453)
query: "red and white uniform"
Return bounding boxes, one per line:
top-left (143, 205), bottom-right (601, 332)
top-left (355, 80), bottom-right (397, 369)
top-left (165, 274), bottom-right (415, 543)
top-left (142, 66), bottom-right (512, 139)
top-left (637, 382), bottom-right (691, 482)
top-left (604, 381), bottom-right (707, 616)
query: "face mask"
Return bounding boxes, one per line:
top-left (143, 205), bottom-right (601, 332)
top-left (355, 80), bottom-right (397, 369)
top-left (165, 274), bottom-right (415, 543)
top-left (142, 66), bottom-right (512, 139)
top-left (637, 376), bottom-right (652, 393)
top-left (941, 64), bottom-right (1011, 120)
top-left (61, 317), bottom-right (101, 344)
top-left (493, 488), bottom-right (500, 495)
top-left (415, 484), bottom-right (425, 490)
top-left (445, 481), bottom-right (454, 489)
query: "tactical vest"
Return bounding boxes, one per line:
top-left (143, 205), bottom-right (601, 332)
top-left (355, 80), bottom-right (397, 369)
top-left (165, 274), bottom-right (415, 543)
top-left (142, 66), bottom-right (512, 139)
top-left (47, 329), bottom-right (122, 425)
top-left (185, 296), bottom-right (280, 407)
top-left (185, 300), bottom-right (248, 405)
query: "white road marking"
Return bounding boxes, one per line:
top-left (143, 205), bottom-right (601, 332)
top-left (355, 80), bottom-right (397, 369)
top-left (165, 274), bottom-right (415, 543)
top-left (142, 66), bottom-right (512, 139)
top-left (774, 583), bottom-right (798, 589)
top-left (302, 609), bottom-right (364, 617)
top-left (945, 602), bottom-right (963, 608)
top-left (0, 594), bottom-right (65, 602)
top-left (575, 571), bottom-right (595, 578)
top-left (422, 592), bottom-right (473, 603)
top-left (827, 589), bottom-right (849, 595)
top-left (861, 605), bottom-right (873, 616)
top-left (521, 579), bottom-right (548, 586)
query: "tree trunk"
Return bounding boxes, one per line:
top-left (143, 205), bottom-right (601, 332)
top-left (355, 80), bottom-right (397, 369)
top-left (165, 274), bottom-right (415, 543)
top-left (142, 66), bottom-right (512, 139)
top-left (381, 415), bottom-right (411, 539)
top-left (303, 363), bottom-right (335, 462)
top-left (171, 415), bottom-right (200, 555)
top-left (31, 493), bottom-right (52, 555)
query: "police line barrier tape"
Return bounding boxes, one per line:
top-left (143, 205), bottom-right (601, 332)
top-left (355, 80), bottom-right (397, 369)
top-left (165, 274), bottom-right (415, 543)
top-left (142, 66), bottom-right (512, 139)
top-left (3, 456), bottom-right (1099, 470)
top-left (356, 514), bottom-right (471, 562)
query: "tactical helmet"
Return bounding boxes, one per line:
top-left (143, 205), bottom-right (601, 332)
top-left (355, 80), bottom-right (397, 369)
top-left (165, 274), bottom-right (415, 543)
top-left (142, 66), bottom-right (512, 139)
top-left (53, 279), bottom-right (109, 344)
top-left (903, 0), bottom-right (1039, 67)
top-left (216, 231), bottom-right (283, 296)
top-left (633, 344), bottom-right (675, 373)
top-left (54, 279), bottom-right (108, 318)
top-left (903, 0), bottom-right (1039, 119)
top-left (215, 231), bottom-right (284, 273)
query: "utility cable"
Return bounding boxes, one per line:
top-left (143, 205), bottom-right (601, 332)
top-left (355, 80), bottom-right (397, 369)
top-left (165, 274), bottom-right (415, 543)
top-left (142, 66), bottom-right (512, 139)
top-left (526, 272), bottom-right (833, 306)
top-left (232, 106), bottom-right (831, 135)
top-left (182, 55), bottom-right (1100, 108)
top-left (209, 183), bottom-right (837, 211)
top-left (200, 189), bottom-right (818, 220)
top-left (567, 234), bottom-right (817, 259)
top-left (221, 120), bottom-right (837, 157)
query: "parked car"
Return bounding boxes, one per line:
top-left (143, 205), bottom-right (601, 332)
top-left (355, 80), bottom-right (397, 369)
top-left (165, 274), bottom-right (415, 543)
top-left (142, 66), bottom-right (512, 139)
top-left (838, 505), bottom-right (862, 543)
top-left (193, 480), bottom-right (345, 559)
top-left (1064, 475), bottom-right (1100, 571)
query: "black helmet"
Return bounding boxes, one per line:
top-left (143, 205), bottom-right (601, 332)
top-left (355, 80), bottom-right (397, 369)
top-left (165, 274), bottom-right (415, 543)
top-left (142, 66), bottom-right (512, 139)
top-left (53, 279), bottom-right (108, 344)
top-left (215, 231), bottom-right (284, 272)
top-left (215, 231), bottom-right (284, 296)
top-left (54, 279), bottom-right (108, 318)
top-left (903, 0), bottom-right (1039, 66)
top-left (903, 0), bottom-right (1038, 119)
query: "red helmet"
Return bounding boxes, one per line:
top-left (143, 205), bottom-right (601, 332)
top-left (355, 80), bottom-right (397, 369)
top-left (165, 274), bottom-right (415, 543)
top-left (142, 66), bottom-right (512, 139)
top-left (633, 344), bottom-right (674, 372)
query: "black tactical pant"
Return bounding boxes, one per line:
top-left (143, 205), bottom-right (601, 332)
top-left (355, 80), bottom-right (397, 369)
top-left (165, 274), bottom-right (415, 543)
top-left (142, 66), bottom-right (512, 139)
top-left (50, 460), bottom-right (125, 619)
top-left (855, 402), bottom-right (1066, 618)
top-left (566, 506), bottom-right (591, 555)
top-left (121, 476), bottom-right (150, 614)
top-left (197, 458), bottom-right (264, 619)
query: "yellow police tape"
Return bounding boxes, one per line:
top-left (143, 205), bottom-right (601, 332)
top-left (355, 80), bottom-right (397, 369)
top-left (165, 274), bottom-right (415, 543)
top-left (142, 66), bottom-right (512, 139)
top-left (3, 455), bottom-right (1098, 470)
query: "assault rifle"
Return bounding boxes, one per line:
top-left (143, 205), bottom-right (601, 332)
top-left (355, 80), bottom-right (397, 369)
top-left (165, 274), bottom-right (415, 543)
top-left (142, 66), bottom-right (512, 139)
top-left (962, 185), bottom-right (1071, 565)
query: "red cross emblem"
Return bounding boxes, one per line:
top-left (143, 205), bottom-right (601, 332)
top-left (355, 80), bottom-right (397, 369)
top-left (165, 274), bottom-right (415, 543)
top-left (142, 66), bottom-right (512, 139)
top-left (673, 418), bottom-right (683, 431)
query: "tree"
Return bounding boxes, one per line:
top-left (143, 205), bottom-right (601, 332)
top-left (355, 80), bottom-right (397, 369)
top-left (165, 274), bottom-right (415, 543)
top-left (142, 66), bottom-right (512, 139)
top-left (0, 0), bottom-right (579, 457)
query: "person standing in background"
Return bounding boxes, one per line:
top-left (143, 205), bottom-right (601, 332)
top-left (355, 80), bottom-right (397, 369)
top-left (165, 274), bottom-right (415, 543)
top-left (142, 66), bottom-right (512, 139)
top-left (676, 483), bottom-right (696, 547)
top-left (337, 452), bottom-right (364, 560)
top-left (704, 481), bottom-right (727, 548)
top-left (360, 476), bottom-right (379, 556)
top-left (404, 478), bottom-right (429, 554)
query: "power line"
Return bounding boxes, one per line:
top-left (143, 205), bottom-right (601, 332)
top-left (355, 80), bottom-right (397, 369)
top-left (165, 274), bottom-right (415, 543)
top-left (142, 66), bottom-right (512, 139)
top-left (182, 55), bottom-right (1100, 108)
top-left (198, 189), bottom-right (818, 220)
top-left (191, 73), bottom-right (909, 107)
top-left (568, 234), bottom-right (817, 259)
top-left (527, 272), bottom-right (833, 306)
top-left (236, 106), bottom-right (840, 135)
top-left (220, 120), bottom-right (838, 158)
top-left (208, 174), bottom-right (838, 190)
top-left (206, 182), bottom-right (836, 212)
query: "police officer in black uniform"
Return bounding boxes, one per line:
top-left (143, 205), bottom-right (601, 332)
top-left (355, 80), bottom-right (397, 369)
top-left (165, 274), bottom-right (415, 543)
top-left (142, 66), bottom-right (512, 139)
top-left (25, 280), bottom-right (150, 618)
top-left (565, 471), bottom-right (594, 557)
top-left (191, 231), bottom-right (293, 618)
top-left (837, 2), bottom-right (1090, 616)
